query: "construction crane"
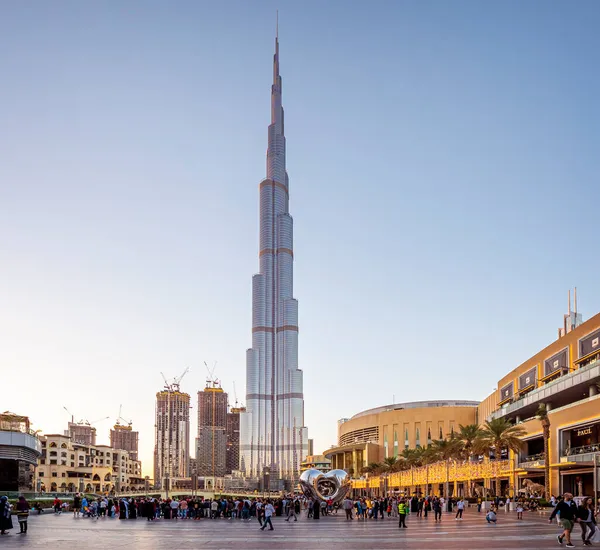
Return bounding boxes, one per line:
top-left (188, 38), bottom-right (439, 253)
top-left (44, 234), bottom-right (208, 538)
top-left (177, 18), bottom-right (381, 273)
top-left (231, 381), bottom-right (245, 409)
top-left (160, 367), bottom-right (191, 392)
top-left (85, 416), bottom-right (109, 426)
top-left (115, 405), bottom-right (132, 427)
top-left (63, 406), bottom-right (75, 424)
top-left (204, 361), bottom-right (220, 389)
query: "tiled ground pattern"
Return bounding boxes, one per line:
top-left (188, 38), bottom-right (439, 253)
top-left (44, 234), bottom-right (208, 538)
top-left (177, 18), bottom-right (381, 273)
top-left (0, 509), bottom-right (580, 549)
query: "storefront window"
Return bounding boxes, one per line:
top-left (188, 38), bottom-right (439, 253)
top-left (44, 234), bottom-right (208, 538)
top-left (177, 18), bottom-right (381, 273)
top-left (564, 422), bottom-right (600, 455)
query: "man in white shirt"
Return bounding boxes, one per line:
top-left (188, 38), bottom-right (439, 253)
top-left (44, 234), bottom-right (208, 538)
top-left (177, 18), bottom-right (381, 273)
top-left (260, 501), bottom-right (275, 531)
top-left (455, 498), bottom-right (465, 520)
top-left (170, 499), bottom-right (179, 520)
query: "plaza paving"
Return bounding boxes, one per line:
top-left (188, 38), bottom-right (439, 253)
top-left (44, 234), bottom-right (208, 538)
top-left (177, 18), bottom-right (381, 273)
top-left (0, 509), bottom-right (577, 549)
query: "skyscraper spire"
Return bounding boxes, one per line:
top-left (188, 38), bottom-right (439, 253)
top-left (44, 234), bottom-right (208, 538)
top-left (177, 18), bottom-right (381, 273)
top-left (240, 29), bottom-right (308, 488)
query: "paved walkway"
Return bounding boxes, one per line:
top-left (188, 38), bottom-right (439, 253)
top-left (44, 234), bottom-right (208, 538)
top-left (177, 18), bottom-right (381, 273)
top-left (0, 510), bottom-right (573, 549)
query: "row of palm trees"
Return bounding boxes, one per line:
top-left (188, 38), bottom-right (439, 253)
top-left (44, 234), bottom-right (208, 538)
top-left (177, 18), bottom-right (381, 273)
top-left (359, 413), bottom-right (549, 497)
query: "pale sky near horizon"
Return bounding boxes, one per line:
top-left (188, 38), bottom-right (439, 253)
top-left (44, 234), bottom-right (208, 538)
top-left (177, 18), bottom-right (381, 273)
top-left (1, 1), bottom-right (599, 478)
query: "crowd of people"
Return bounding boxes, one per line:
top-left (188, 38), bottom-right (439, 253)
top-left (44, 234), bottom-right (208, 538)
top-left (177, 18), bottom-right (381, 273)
top-left (1, 489), bottom-right (598, 544)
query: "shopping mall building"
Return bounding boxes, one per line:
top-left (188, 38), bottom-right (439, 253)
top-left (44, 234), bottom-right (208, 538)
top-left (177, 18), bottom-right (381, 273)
top-left (326, 307), bottom-right (600, 499)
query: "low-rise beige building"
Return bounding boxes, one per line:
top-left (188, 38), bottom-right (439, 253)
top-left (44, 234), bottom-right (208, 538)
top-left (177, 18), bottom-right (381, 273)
top-left (325, 400), bottom-right (479, 476)
top-left (35, 434), bottom-right (144, 494)
top-left (300, 454), bottom-right (332, 473)
top-left (345, 301), bottom-right (600, 501)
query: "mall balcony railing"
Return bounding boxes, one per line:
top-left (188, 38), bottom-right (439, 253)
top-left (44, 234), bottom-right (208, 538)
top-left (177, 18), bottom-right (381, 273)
top-left (490, 362), bottom-right (600, 421)
top-left (563, 444), bottom-right (600, 464)
top-left (518, 452), bottom-right (545, 469)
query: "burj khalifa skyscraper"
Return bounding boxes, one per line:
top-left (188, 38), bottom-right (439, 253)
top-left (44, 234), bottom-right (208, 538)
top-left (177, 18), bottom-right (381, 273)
top-left (239, 32), bottom-right (308, 486)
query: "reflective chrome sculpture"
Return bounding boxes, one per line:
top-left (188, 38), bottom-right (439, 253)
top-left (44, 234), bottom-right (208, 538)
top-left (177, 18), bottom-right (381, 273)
top-left (299, 468), bottom-right (351, 503)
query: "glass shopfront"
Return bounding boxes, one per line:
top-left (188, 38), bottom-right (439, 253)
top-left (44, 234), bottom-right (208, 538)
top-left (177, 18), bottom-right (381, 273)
top-left (564, 422), bottom-right (600, 456)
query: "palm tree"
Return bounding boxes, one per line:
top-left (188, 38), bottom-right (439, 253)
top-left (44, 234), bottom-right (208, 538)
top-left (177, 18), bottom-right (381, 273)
top-left (457, 424), bottom-right (485, 461)
top-left (400, 448), bottom-right (421, 468)
top-left (381, 456), bottom-right (399, 495)
top-left (456, 423), bottom-right (485, 496)
top-left (383, 456), bottom-right (399, 472)
top-left (536, 403), bottom-right (551, 498)
top-left (477, 418), bottom-right (527, 497)
top-left (362, 462), bottom-right (383, 476)
top-left (431, 438), bottom-right (462, 497)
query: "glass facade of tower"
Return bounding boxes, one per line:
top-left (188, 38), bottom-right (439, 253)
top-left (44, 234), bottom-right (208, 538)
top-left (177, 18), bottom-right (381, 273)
top-left (240, 35), bottom-right (308, 485)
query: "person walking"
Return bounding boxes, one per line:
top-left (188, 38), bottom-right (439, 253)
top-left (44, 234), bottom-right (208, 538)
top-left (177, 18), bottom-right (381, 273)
top-left (398, 498), bottom-right (408, 529)
top-left (549, 492), bottom-right (578, 548)
top-left (577, 497), bottom-right (596, 546)
top-left (372, 499), bottom-right (379, 520)
top-left (313, 498), bottom-right (321, 520)
top-left (342, 497), bottom-right (354, 521)
top-left (516, 499), bottom-right (524, 520)
top-left (16, 496), bottom-right (30, 534)
top-left (433, 497), bottom-right (442, 523)
top-left (417, 497), bottom-right (423, 518)
top-left (0, 496), bottom-right (13, 535)
top-left (286, 498), bottom-right (298, 522)
top-left (455, 498), bottom-right (465, 520)
top-left (260, 501), bottom-right (275, 531)
top-left (73, 494), bottom-right (81, 518)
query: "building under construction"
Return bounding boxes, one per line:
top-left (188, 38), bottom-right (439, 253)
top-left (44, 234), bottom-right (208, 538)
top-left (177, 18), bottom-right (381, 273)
top-left (226, 406), bottom-right (245, 474)
top-left (110, 424), bottom-right (139, 461)
top-left (65, 422), bottom-right (97, 446)
top-left (154, 376), bottom-right (190, 487)
top-left (196, 383), bottom-right (228, 477)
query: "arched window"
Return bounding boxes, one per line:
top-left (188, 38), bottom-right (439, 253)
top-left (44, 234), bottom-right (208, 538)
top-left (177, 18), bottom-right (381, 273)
top-left (61, 443), bottom-right (67, 448)
top-left (49, 442), bottom-right (57, 448)
top-left (104, 473), bottom-right (111, 481)
top-left (93, 474), bottom-right (101, 481)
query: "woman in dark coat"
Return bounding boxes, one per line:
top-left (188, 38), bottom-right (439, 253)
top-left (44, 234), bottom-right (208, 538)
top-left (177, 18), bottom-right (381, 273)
top-left (119, 499), bottom-right (128, 519)
top-left (128, 499), bottom-right (137, 519)
top-left (312, 498), bottom-right (320, 519)
top-left (0, 496), bottom-right (14, 535)
top-left (144, 499), bottom-right (155, 521)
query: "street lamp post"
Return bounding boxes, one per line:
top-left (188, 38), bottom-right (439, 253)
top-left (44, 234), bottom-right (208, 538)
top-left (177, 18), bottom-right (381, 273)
top-left (165, 471), bottom-right (170, 500)
top-left (263, 467), bottom-right (270, 498)
top-left (145, 476), bottom-right (149, 498)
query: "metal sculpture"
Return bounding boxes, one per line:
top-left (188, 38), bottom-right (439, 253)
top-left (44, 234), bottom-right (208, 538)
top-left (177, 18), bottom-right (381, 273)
top-left (299, 469), bottom-right (351, 503)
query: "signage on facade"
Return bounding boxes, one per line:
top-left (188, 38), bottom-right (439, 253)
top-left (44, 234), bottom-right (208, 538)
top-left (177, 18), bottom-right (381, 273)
top-left (576, 426), bottom-right (593, 437)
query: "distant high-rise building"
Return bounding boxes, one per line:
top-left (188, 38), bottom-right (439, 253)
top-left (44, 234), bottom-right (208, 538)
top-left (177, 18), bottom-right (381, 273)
top-left (307, 439), bottom-right (314, 457)
top-left (110, 423), bottom-right (139, 461)
top-left (226, 406), bottom-right (246, 474)
top-left (196, 383), bottom-right (228, 477)
top-left (66, 422), bottom-right (96, 446)
top-left (240, 30), bottom-right (308, 487)
top-left (154, 389), bottom-right (190, 485)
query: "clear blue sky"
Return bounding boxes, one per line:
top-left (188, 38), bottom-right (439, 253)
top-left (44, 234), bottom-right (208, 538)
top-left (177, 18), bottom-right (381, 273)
top-left (1, 1), bottom-right (599, 476)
